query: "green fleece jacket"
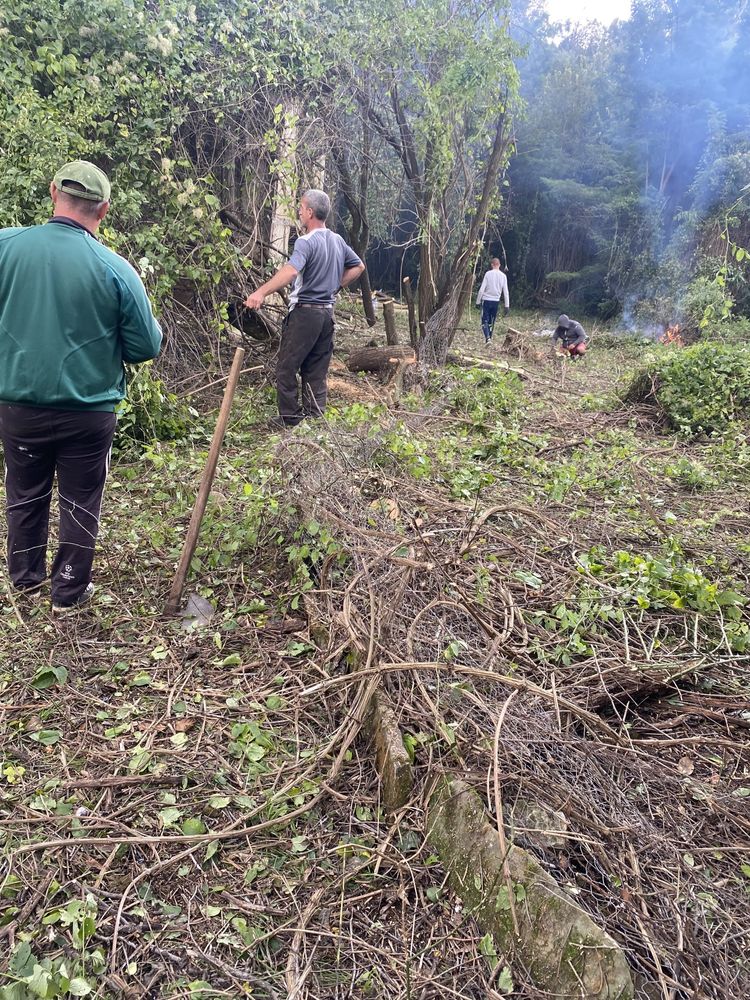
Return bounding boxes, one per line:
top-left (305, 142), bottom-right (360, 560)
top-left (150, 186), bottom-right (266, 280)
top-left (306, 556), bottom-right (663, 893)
top-left (0, 219), bottom-right (162, 411)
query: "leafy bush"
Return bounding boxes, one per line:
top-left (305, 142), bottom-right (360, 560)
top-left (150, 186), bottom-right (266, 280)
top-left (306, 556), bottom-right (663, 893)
top-left (114, 363), bottom-right (194, 450)
top-left (622, 342), bottom-right (750, 435)
top-left (0, 0), bottom-right (318, 341)
top-left (702, 315), bottom-right (750, 342)
top-left (580, 542), bottom-right (745, 617)
top-left (578, 542), bottom-right (748, 653)
top-left (681, 275), bottom-right (732, 334)
top-left (663, 456), bottom-right (719, 491)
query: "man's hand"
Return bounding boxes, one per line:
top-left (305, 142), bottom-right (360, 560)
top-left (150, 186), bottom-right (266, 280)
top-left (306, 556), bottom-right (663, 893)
top-left (244, 264), bottom-right (299, 311)
top-left (245, 291), bottom-right (265, 310)
top-left (504, 306), bottom-right (510, 317)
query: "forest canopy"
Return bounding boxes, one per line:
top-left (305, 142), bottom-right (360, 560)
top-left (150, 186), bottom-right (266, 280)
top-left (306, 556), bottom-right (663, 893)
top-left (505, 0), bottom-right (750, 327)
top-left (1, 0), bottom-right (749, 357)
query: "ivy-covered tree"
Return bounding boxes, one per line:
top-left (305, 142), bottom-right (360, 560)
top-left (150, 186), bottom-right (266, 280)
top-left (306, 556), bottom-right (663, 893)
top-left (0, 0), bottom-right (320, 362)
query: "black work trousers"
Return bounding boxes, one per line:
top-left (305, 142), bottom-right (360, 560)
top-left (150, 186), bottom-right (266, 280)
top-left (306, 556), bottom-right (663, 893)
top-left (276, 306), bottom-right (334, 426)
top-left (0, 404), bottom-right (116, 606)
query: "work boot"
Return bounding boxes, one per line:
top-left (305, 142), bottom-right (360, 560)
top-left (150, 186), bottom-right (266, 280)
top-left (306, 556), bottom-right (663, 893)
top-left (52, 582), bottom-right (95, 615)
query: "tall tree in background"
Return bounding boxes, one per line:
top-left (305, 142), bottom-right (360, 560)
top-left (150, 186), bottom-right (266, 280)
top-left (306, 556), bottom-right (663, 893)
top-left (325, 0), bottom-right (521, 364)
top-left (505, 0), bottom-right (750, 324)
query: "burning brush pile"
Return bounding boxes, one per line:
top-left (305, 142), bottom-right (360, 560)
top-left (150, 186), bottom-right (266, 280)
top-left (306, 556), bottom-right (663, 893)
top-left (660, 323), bottom-right (685, 347)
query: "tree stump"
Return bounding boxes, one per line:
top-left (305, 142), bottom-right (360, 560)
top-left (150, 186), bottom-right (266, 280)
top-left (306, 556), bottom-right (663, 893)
top-left (382, 299), bottom-right (399, 345)
top-left (403, 277), bottom-right (418, 348)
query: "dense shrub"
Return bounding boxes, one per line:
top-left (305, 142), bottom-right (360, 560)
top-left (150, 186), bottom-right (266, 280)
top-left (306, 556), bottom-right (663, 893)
top-left (701, 315), bottom-right (750, 342)
top-left (441, 367), bottom-right (525, 425)
top-left (681, 275), bottom-right (732, 334)
top-left (622, 342), bottom-right (750, 435)
top-left (0, 0), bottom-right (317, 319)
top-left (114, 364), bottom-right (195, 451)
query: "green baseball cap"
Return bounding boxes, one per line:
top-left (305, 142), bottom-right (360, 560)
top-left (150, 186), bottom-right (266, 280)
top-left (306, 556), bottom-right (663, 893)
top-left (53, 160), bottom-right (111, 202)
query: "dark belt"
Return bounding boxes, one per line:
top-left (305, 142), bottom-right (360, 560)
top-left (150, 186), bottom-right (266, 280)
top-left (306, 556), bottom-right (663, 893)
top-left (294, 303), bottom-right (333, 311)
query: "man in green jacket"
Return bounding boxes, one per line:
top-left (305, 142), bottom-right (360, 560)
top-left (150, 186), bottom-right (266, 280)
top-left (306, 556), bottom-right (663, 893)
top-left (0, 161), bottom-right (162, 611)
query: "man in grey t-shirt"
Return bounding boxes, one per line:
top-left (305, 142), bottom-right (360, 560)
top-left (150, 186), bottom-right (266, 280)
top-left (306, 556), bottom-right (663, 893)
top-left (245, 189), bottom-right (365, 426)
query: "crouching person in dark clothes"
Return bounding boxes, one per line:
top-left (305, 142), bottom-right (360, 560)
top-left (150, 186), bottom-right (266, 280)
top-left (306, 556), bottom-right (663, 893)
top-left (0, 161), bottom-right (162, 612)
top-left (552, 314), bottom-right (588, 359)
top-left (245, 189), bottom-right (365, 427)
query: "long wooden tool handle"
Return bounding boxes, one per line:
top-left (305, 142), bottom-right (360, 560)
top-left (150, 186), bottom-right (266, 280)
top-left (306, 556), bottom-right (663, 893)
top-left (164, 347), bottom-right (246, 616)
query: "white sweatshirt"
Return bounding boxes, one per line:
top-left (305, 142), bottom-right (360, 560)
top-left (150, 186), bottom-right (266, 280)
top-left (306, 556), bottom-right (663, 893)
top-left (476, 268), bottom-right (509, 308)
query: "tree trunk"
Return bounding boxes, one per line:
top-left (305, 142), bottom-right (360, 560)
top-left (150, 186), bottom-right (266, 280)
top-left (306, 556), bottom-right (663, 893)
top-left (357, 266), bottom-right (376, 327)
top-left (382, 300), bottom-right (399, 345)
top-left (418, 109), bottom-right (512, 367)
top-left (347, 346), bottom-right (416, 373)
top-left (333, 119), bottom-right (376, 327)
top-left (417, 272), bottom-right (473, 369)
top-left (268, 100), bottom-right (300, 263)
top-left (403, 277), bottom-right (418, 348)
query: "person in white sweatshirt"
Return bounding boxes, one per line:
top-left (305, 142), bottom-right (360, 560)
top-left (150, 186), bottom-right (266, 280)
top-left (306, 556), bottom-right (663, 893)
top-left (475, 258), bottom-right (510, 344)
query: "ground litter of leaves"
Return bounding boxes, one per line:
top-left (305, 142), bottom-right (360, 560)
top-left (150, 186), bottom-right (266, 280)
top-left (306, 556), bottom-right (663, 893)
top-left (1, 319), bottom-right (749, 1000)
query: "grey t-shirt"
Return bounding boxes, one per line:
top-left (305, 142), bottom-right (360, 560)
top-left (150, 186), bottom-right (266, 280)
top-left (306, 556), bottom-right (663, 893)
top-left (288, 228), bottom-right (362, 307)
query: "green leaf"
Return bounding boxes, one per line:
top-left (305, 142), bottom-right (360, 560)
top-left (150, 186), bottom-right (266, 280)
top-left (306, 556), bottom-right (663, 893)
top-left (513, 569), bottom-right (543, 589)
top-left (425, 886), bottom-right (441, 902)
top-left (159, 807), bottom-right (182, 828)
top-left (204, 840), bottom-right (220, 862)
top-left (208, 795), bottom-right (231, 810)
top-left (29, 729), bottom-right (61, 746)
top-left (495, 886), bottom-right (511, 911)
top-left (68, 980), bottom-right (93, 997)
top-left (31, 665), bottom-right (68, 690)
top-left (497, 965), bottom-right (514, 994)
top-left (182, 817), bottom-right (206, 835)
top-left (24, 965), bottom-right (52, 998)
top-left (9, 942), bottom-right (34, 976)
top-left (439, 722), bottom-right (457, 746)
top-left (478, 932), bottom-right (498, 970)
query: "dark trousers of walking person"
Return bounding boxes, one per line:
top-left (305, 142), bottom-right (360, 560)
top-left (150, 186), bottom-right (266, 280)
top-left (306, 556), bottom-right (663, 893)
top-left (0, 405), bottom-right (116, 607)
top-left (481, 300), bottom-right (499, 342)
top-left (276, 306), bottom-right (334, 426)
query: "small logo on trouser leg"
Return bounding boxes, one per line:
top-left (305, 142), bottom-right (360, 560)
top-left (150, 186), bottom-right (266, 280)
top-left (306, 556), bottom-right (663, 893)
top-left (60, 564), bottom-right (76, 581)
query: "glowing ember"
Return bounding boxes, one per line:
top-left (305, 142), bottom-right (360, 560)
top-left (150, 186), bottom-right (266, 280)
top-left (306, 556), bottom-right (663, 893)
top-left (661, 323), bottom-right (685, 346)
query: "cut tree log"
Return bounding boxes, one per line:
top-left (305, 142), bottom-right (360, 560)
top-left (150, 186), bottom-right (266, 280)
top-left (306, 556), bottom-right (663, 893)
top-left (403, 277), bottom-right (418, 348)
top-left (346, 345), bottom-right (416, 373)
top-left (427, 779), bottom-right (634, 1000)
top-left (366, 690), bottom-right (413, 812)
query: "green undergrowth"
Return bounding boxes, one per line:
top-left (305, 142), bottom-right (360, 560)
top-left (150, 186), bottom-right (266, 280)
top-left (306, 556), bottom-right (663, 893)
top-left (114, 363), bottom-right (198, 453)
top-left (2, 336), bottom-right (749, 997)
top-left (622, 341), bottom-right (750, 435)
